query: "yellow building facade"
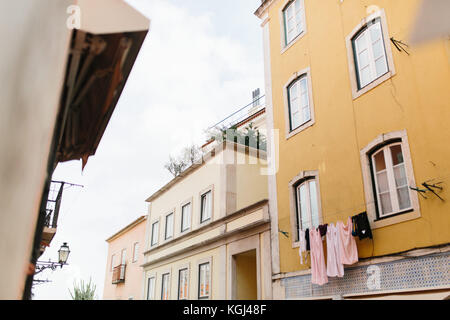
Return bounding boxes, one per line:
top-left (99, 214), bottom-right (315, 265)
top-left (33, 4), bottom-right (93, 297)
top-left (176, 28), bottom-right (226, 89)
top-left (255, 0), bottom-right (450, 299)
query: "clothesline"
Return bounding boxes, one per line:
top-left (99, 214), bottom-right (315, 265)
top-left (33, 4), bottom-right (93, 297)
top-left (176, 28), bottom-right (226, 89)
top-left (299, 213), bottom-right (373, 286)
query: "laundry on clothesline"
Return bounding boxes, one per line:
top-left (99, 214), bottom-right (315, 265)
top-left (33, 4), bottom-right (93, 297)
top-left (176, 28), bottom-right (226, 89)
top-left (297, 211), bottom-right (373, 286)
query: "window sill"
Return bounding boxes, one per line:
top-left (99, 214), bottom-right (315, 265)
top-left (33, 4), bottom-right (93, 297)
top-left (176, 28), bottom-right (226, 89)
top-left (286, 119), bottom-right (314, 140)
top-left (352, 71), bottom-right (395, 100)
top-left (281, 31), bottom-right (306, 55)
top-left (371, 209), bottom-right (420, 230)
top-left (374, 208), bottom-right (414, 222)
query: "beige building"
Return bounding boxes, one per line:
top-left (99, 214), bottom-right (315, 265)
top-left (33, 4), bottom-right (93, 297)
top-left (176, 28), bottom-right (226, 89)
top-left (103, 216), bottom-right (147, 300)
top-left (141, 108), bottom-right (272, 300)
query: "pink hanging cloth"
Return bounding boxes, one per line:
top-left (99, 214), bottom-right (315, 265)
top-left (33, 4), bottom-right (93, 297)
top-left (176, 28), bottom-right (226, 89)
top-left (309, 228), bottom-right (328, 285)
top-left (337, 217), bottom-right (359, 265)
top-left (326, 223), bottom-right (344, 277)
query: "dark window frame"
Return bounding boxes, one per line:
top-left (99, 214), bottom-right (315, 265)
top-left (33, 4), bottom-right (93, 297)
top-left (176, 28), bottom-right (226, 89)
top-left (197, 262), bottom-right (210, 300)
top-left (178, 268), bottom-right (188, 300)
top-left (351, 17), bottom-right (389, 91)
top-left (287, 74), bottom-right (310, 132)
top-left (367, 138), bottom-right (413, 220)
top-left (181, 203), bottom-right (191, 232)
top-left (151, 221), bottom-right (159, 247)
top-left (200, 191), bottom-right (212, 223)
top-left (164, 212), bottom-right (174, 240)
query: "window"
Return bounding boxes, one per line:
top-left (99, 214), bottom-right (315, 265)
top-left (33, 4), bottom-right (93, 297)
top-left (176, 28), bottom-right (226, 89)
top-left (165, 213), bottom-right (174, 240)
top-left (345, 9), bottom-right (395, 99)
top-left (352, 18), bottom-right (388, 89)
top-left (178, 268), bottom-right (189, 300)
top-left (181, 203), bottom-right (191, 232)
top-left (147, 277), bottom-right (155, 300)
top-left (132, 242), bottom-right (139, 263)
top-left (121, 249), bottom-right (126, 265)
top-left (370, 143), bottom-right (412, 218)
top-left (151, 221), bottom-right (159, 246)
top-left (360, 130), bottom-right (420, 229)
top-left (288, 170), bottom-right (322, 246)
top-left (110, 254), bottom-right (116, 271)
top-left (283, 0), bottom-right (304, 45)
top-left (295, 178), bottom-right (320, 233)
top-left (161, 273), bottom-right (170, 300)
top-left (198, 263), bottom-right (210, 299)
top-left (287, 75), bottom-right (311, 132)
top-left (200, 191), bottom-right (212, 223)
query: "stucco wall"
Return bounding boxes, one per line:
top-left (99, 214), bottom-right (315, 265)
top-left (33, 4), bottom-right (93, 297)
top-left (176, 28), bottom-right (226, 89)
top-left (144, 247), bottom-right (222, 300)
top-left (0, 0), bottom-right (73, 299)
top-left (264, 0), bottom-right (450, 273)
top-left (103, 218), bottom-right (147, 300)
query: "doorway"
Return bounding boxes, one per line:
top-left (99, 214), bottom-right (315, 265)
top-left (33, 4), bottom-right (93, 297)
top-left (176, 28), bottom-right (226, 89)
top-left (232, 249), bottom-right (257, 300)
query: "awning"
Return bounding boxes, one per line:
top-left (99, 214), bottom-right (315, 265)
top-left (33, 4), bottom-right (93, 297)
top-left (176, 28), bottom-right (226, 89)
top-left (55, 0), bottom-right (150, 169)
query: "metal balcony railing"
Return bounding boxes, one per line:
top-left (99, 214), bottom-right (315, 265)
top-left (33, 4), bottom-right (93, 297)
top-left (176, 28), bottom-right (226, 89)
top-left (112, 264), bottom-right (126, 284)
top-left (207, 94), bottom-right (266, 132)
top-left (44, 181), bottom-right (65, 228)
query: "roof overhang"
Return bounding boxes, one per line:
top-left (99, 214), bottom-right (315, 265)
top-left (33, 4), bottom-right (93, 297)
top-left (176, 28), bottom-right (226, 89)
top-left (106, 215), bottom-right (147, 242)
top-left (55, 0), bottom-right (150, 168)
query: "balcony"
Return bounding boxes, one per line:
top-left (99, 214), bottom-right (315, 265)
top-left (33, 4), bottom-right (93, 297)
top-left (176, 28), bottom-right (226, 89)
top-left (40, 181), bottom-right (65, 252)
top-left (206, 94), bottom-right (266, 132)
top-left (112, 264), bottom-right (126, 284)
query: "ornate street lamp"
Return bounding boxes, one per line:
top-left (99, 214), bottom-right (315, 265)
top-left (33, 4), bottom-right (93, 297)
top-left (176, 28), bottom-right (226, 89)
top-left (58, 242), bottom-right (70, 264)
top-left (35, 242), bottom-right (71, 274)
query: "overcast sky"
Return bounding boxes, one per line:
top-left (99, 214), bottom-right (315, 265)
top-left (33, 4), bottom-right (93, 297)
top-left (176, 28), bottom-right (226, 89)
top-left (33, 0), bottom-right (264, 300)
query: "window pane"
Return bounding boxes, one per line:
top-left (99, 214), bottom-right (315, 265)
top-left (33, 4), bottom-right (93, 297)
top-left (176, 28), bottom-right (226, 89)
top-left (358, 49), bottom-right (370, 68)
top-left (151, 222), bottom-right (159, 245)
top-left (287, 4), bottom-right (294, 19)
top-left (302, 106), bottom-right (310, 123)
top-left (178, 269), bottom-right (188, 300)
top-left (121, 249), bottom-right (126, 265)
top-left (162, 274), bottom-right (170, 300)
top-left (199, 263), bottom-right (210, 298)
top-left (375, 56), bottom-right (388, 76)
top-left (397, 186), bottom-right (411, 210)
top-left (300, 94), bottom-right (307, 109)
top-left (390, 145), bottom-right (404, 165)
top-left (201, 191), bottom-right (212, 222)
top-left (369, 22), bottom-right (382, 42)
top-left (376, 171), bottom-right (389, 193)
top-left (372, 39), bottom-right (384, 59)
top-left (380, 192), bottom-right (393, 215)
top-left (182, 203), bottom-right (191, 231)
top-left (295, 0), bottom-right (303, 33)
top-left (291, 111), bottom-right (300, 129)
top-left (393, 164), bottom-right (408, 187)
top-left (297, 184), bottom-right (309, 230)
top-left (356, 33), bottom-right (368, 52)
top-left (290, 96), bottom-right (300, 114)
top-left (373, 150), bottom-right (386, 172)
top-left (289, 82), bottom-right (299, 103)
top-left (147, 278), bottom-right (155, 300)
top-left (290, 78), bottom-right (309, 130)
top-left (309, 181), bottom-right (319, 228)
top-left (360, 66), bottom-right (372, 87)
top-left (165, 214), bottom-right (173, 239)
